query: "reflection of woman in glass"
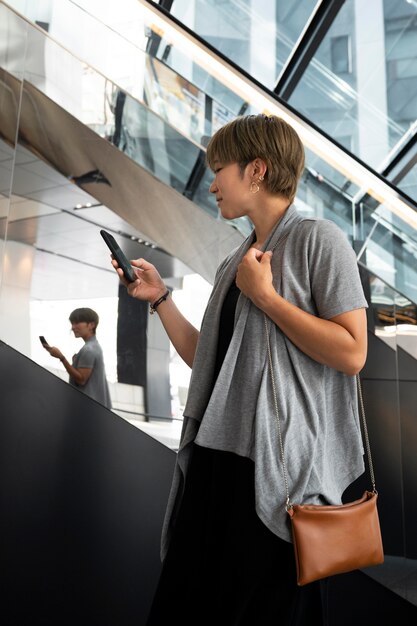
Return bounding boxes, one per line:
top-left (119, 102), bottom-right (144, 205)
top-left (112, 114), bottom-right (368, 625)
top-left (42, 307), bottom-right (112, 409)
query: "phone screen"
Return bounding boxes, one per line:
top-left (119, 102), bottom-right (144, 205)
top-left (100, 229), bottom-right (137, 283)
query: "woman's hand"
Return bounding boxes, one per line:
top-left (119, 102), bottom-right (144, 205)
top-left (43, 345), bottom-right (64, 360)
top-left (112, 256), bottom-right (199, 368)
top-left (237, 247), bottom-right (367, 375)
top-left (111, 257), bottom-right (167, 304)
top-left (236, 248), bottom-right (275, 307)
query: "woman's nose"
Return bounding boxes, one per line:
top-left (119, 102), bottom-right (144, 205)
top-left (209, 179), bottom-right (217, 194)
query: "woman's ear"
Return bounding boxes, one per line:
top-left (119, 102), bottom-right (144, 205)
top-left (252, 157), bottom-right (267, 179)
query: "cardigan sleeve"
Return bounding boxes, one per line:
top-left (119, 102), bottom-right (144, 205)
top-left (306, 220), bottom-right (368, 320)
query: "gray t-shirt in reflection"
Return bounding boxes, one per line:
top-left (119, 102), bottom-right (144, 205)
top-left (70, 336), bottom-right (112, 409)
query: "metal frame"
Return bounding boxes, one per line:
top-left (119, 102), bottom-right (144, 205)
top-left (141, 0), bottom-right (417, 225)
top-left (382, 133), bottom-right (417, 185)
top-left (274, 0), bottom-right (346, 100)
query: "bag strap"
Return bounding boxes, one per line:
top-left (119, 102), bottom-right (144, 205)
top-left (263, 313), bottom-right (377, 510)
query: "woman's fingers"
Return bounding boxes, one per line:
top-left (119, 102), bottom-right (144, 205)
top-left (130, 258), bottom-right (152, 271)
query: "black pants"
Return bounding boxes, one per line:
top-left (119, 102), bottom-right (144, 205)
top-left (146, 444), bottom-right (326, 625)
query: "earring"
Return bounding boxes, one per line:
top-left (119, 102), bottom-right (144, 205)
top-left (250, 175), bottom-right (264, 194)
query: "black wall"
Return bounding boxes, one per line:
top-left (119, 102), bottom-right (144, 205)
top-left (117, 283), bottom-right (148, 387)
top-left (1, 334), bottom-right (417, 625)
top-left (0, 341), bottom-right (176, 626)
top-left (344, 331), bottom-right (417, 558)
top-left (398, 345), bottom-right (417, 557)
top-left (326, 570), bottom-right (417, 624)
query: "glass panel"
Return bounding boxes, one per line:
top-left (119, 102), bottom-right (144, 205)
top-left (368, 273), bottom-right (417, 358)
top-left (0, 3), bottom-right (229, 425)
top-left (395, 290), bottom-right (417, 362)
top-left (385, 0), bottom-right (417, 147)
top-left (368, 273), bottom-right (399, 350)
top-left (288, 0), bottom-right (417, 191)
top-left (170, 0), bottom-right (318, 89)
top-left (357, 197), bottom-right (417, 304)
top-left (6, 0), bottom-right (247, 120)
top-left (397, 161), bottom-right (417, 206)
top-left (0, 8), bottom-right (141, 414)
top-left (112, 88), bottom-right (201, 192)
top-left (0, 13), bottom-right (242, 235)
top-left (0, 3), bottom-right (25, 338)
top-left (298, 147), bottom-right (361, 238)
top-left (3, 2), bottom-right (416, 313)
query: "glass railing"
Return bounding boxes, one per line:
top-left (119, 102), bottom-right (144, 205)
top-left (1, 0), bottom-right (417, 305)
top-left (357, 198), bottom-right (417, 305)
top-left (0, 2), bottom-right (252, 235)
top-left (364, 267), bottom-right (417, 361)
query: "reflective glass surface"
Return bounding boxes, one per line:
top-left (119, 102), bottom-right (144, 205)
top-left (0, 5), bottom-right (24, 335)
top-left (170, 0), bottom-right (318, 88)
top-left (358, 202), bottom-right (417, 304)
top-left (397, 161), bottom-right (417, 205)
top-left (2, 0), bottom-right (416, 302)
top-left (288, 0), bottom-right (417, 190)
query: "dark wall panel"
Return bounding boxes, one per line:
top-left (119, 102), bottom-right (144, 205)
top-left (401, 378), bottom-right (417, 557)
top-left (0, 341), bottom-right (176, 626)
top-left (361, 328), bottom-right (398, 381)
top-left (117, 283), bottom-right (148, 387)
top-left (326, 570), bottom-right (417, 625)
top-left (344, 332), bottom-right (404, 556)
top-left (359, 379), bottom-right (403, 556)
top-left (399, 346), bottom-right (417, 557)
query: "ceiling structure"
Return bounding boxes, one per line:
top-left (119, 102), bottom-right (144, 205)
top-left (0, 66), bottom-right (244, 290)
top-left (149, 0), bottom-right (417, 204)
top-left (0, 0), bottom-right (416, 304)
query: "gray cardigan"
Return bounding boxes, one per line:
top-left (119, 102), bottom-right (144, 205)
top-left (160, 205), bottom-right (368, 560)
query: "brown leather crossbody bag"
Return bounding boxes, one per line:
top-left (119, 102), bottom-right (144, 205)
top-left (264, 314), bottom-right (384, 586)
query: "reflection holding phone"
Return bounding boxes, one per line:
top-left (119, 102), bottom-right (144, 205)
top-left (41, 307), bottom-right (112, 409)
top-left (39, 335), bottom-right (49, 347)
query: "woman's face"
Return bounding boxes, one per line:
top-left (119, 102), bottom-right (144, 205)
top-left (209, 161), bottom-right (252, 221)
top-left (71, 320), bottom-right (95, 340)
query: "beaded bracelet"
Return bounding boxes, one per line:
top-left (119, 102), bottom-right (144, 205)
top-left (150, 289), bottom-right (170, 315)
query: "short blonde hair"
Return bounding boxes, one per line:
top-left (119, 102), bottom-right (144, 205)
top-left (206, 114), bottom-right (305, 203)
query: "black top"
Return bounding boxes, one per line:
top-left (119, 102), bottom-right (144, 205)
top-left (212, 279), bottom-right (241, 384)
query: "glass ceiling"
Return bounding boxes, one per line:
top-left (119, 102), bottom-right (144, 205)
top-left (8, 0), bottom-right (416, 203)
top-left (171, 0), bottom-right (318, 89)
top-left (170, 0), bottom-right (417, 203)
top-left (2, 0), bottom-right (417, 301)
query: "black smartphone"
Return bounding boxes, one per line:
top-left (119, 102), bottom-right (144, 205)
top-left (100, 229), bottom-right (137, 283)
top-left (39, 335), bottom-right (49, 347)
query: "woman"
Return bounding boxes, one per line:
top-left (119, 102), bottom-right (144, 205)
top-left (112, 114), bottom-right (368, 625)
top-left (43, 307), bottom-right (112, 409)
